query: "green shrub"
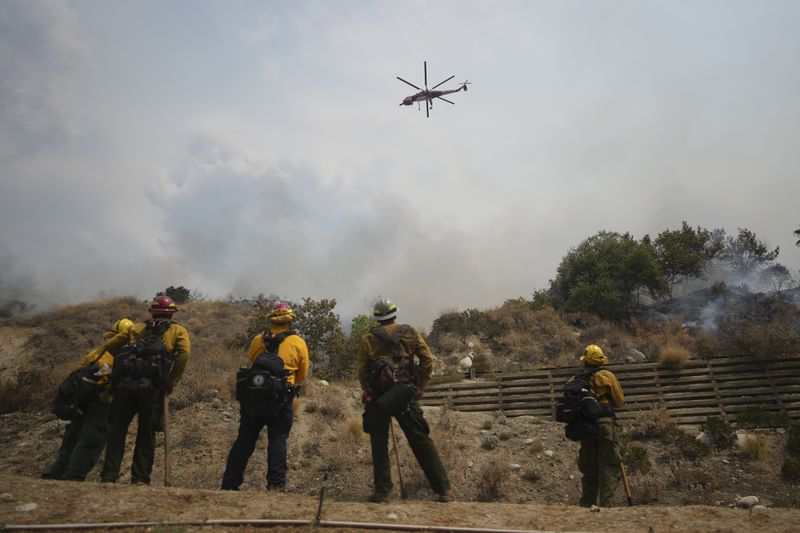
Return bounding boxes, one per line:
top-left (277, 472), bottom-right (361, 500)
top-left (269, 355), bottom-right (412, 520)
top-left (782, 458), bottom-right (800, 484)
top-left (787, 424), bottom-right (800, 457)
top-left (702, 416), bottom-right (735, 450)
top-left (737, 406), bottom-right (791, 429)
top-left (623, 445), bottom-right (651, 474)
top-left (661, 426), bottom-right (710, 460)
top-left (775, 485), bottom-right (800, 507)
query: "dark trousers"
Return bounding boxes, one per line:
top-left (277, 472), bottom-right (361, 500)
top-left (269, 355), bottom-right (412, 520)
top-left (364, 400), bottom-right (450, 494)
top-left (100, 389), bottom-right (161, 484)
top-left (578, 417), bottom-right (621, 507)
top-left (221, 403), bottom-right (293, 490)
top-left (45, 401), bottom-right (111, 481)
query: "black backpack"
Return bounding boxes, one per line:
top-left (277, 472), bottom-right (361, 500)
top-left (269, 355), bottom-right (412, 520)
top-left (555, 368), bottom-right (606, 425)
top-left (51, 359), bottom-right (104, 420)
top-left (235, 332), bottom-right (294, 417)
top-left (112, 320), bottom-right (175, 392)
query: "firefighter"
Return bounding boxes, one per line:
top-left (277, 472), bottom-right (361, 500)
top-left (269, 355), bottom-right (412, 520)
top-left (576, 344), bottom-right (625, 507)
top-left (221, 302), bottom-right (310, 491)
top-left (42, 318), bottom-right (134, 481)
top-left (359, 298), bottom-right (452, 503)
top-left (98, 295), bottom-right (191, 484)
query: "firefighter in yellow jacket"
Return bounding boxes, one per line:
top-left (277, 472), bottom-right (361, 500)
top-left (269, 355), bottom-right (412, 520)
top-left (221, 302), bottom-right (309, 490)
top-left (575, 344), bottom-right (625, 507)
top-left (98, 295), bottom-right (191, 484)
top-left (43, 318), bottom-right (134, 481)
top-left (359, 298), bottom-right (452, 503)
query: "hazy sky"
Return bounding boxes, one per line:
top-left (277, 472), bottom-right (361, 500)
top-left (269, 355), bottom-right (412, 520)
top-left (2, 0), bottom-right (799, 326)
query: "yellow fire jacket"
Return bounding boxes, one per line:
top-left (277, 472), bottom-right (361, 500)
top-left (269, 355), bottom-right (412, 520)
top-left (589, 369), bottom-right (625, 408)
top-left (76, 332), bottom-right (117, 402)
top-left (246, 323), bottom-right (309, 385)
top-left (98, 320), bottom-right (191, 390)
top-left (357, 322), bottom-right (435, 391)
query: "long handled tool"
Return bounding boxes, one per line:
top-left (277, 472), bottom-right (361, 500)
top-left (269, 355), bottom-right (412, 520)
top-left (163, 392), bottom-right (171, 487)
top-left (389, 420), bottom-right (408, 499)
top-left (620, 462), bottom-right (633, 506)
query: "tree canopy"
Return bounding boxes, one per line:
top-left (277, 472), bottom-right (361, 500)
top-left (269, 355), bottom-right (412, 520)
top-left (551, 231), bottom-right (667, 322)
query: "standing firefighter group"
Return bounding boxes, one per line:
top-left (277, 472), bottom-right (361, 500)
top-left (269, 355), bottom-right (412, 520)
top-left (44, 296), bottom-right (626, 507)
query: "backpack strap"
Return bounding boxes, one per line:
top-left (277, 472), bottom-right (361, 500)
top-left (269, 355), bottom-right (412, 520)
top-left (262, 330), bottom-right (296, 354)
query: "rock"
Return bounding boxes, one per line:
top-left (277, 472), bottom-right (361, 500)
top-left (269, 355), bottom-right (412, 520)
top-left (696, 432), bottom-right (714, 445)
top-left (318, 380), bottom-right (330, 387)
top-left (509, 463), bottom-right (522, 471)
top-left (15, 502), bottom-right (37, 512)
top-left (222, 411), bottom-right (233, 419)
top-left (211, 398), bottom-right (223, 409)
top-left (0, 493), bottom-right (13, 502)
top-left (523, 438), bottom-right (534, 445)
top-left (722, 459), bottom-right (730, 464)
top-left (543, 450), bottom-right (554, 458)
top-left (736, 496), bottom-right (759, 509)
top-left (387, 512), bottom-right (398, 520)
top-left (590, 504), bottom-right (600, 512)
top-left (569, 474), bottom-right (575, 480)
top-left (467, 460), bottom-right (474, 468)
top-left (458, 356), bottom-right (473, 371)
top-left (752, 505), bottom-right (768, 513)
top-left (624, 349), bottom-right (647, 363)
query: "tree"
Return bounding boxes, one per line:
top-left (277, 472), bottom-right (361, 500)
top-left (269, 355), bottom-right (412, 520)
top-left (760, 263), bottom-right (794, 292)
top-left (325, 314), bottom-right (378, 380)
top-left (795, 226), bottom-right (800, 247)
top-left (550, 231), bottom-right (668, 322)
top-left (652, 222), bottom-right (722, 296)
top-left (158, 285), bottom-right (192, 304)
top-left (294, 297), bottom-right (345, 368)
top-left (719, 228), bottom-right (779, 278)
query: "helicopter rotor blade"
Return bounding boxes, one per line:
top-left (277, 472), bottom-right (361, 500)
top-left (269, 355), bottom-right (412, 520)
top-left (397, 76), bottom-right (422, 91)
top-left (436, 96), bottom-right (456, 105)
top-left (431, 75), bottom-right (455, 90)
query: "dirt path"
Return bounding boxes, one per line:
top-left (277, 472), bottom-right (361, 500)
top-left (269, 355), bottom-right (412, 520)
top-left (1, 474), bottom-right (798, 532)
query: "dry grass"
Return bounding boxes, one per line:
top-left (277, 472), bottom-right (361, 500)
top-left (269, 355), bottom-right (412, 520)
top-left (476, 460), bottom-right (509, 502)
top-left (631, 474), bottom-right (662, 504)
top-left (670, 464), bottom-right (724, 491)
top-left (741, 434), bottom-right (768, 460)
top-left (658, 344), bottom-right (690, 369)
top-left (628, 405), bottom-right (673, 439)
top-left (341, 416), bottom-right (365, 446)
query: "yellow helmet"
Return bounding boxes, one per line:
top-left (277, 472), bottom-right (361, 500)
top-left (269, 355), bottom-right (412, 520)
top-left (268, 302), bottom-right (295, 324)
top-left (580, 344), bottom-right (608, 366)
top-left (112, 318), bottom-right (134, 335)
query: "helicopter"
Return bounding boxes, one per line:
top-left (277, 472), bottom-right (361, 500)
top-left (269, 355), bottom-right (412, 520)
top-left (397, 61), bottom-right (470, 118)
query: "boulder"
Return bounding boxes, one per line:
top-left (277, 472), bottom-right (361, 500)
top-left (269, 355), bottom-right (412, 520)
top-left (624, 349), bottom-right (647, 363)
top-left (736, 496), bottom-right (759, 509)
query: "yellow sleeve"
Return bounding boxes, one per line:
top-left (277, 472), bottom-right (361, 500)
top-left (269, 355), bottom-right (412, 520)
top-left (97, 323), bottom-right (144, 355)
top-left (413, 330), bottom-right (435, 381)
top-left (77, 346), bottom-right (105, 369)
top-left (247, 335), bottom-right (265, 366)
top-left (287, 336), bottom-right (310, 385)
top-left (165, 324), bottom-right (191, 389)
top-left (357, 335), bottom-right (372, 390)
top-left (593, 370), bottom-right (625, 408)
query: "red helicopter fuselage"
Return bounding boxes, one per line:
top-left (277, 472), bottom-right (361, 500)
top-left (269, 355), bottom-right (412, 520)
top-left (400, 84), bottom-right (467, 106)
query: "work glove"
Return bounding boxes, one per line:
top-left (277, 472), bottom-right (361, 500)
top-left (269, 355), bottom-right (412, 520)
top-left (415, 378), bottom-right (429, 399)
top-left (361, 390), bottom-right (374, 405)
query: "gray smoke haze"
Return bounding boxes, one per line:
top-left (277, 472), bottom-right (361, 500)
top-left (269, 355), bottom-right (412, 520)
top-left (2, 1), bottom-right (800, 327)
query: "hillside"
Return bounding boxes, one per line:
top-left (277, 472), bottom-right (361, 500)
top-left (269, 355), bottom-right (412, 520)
top-left (1, 297), bottom-right (800, 530)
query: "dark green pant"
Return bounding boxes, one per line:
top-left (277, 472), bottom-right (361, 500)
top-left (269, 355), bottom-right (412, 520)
top-left (100, 389), bottom-right (161, 484)
top-left (45, 401), bottom-right (111, 481)
top-left (578, 417), bottom-right (621, 507)
top-left (364, 400), bottom-right (450, 494)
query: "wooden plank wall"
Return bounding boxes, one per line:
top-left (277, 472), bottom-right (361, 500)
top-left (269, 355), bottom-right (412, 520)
top-left (424, 355), bottom-right (800, 425)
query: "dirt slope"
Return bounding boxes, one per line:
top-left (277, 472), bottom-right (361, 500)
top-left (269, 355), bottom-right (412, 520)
top-left (1, 473), bottom-right (798, 532)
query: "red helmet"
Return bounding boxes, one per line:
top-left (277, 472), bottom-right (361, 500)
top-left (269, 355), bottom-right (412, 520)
top-left (150, 295), bottom-right (178, 314)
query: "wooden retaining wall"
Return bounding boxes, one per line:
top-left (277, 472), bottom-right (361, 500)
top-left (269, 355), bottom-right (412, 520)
top-left (424, 355), bottom-right (800, 425)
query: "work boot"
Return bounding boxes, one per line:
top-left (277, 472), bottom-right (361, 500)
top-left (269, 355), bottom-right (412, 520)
top-left (368, 491), bottom-right (391, 503)
top-left (436, 489), bottom-right (454, 502)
